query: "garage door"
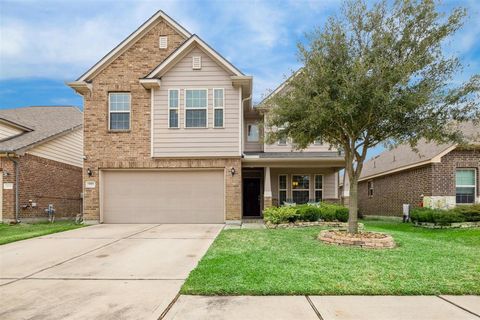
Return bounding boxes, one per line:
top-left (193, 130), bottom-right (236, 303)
top-left (102, 170), bottom-right (224, 223)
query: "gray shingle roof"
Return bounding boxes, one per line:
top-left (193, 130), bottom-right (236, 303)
top-left (0, 106), bottom-right (82, 153)
top-left (359, 122), bottom-right (480, 181)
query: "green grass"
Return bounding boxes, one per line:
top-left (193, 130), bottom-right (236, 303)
top-left (182, 219), bottom-right (480, 295)
top-left (0, 221), bottom-right (84, 245)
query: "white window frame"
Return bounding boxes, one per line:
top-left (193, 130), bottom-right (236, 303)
top-left (314, 174), bottom-right (323, 202)
top-left (456, 168), bottom-right (477, 204)
top-left (278, 174), bottom-right (288, 205)
top-left (184, 88), bottom-right (208, 128)
top-left (292, 174), bottom-right (310, 204)
top-left (213, 88), bottom-right (225, 128)
top-left (108, 92), bottom-right (131, 131)
top-left (247, 122), bottom-right (259, 142)
top-left (168, 89), bottom-right (180, 129)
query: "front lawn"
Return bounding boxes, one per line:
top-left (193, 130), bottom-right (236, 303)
top-left (0, 221), bottom-right (84, 245)
top-left (182, 219), bottom-right (480, 295)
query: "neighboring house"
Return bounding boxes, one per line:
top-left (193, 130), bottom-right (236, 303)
top-left (0, 106), bottom-right (83, 222)
top-left (68, 10), bottom-right (344, 224)
top-left (357, 122), bottom-right (480, 216)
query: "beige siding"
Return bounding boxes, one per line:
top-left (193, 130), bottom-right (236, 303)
top-left (152, 47), bottom-right (241, 157)
top-left (0, 122), bottom-right (23, 140)
top-left (27, 129), bottom-right (83, 167)
top-left (270, 168), bottom-right (339, 204)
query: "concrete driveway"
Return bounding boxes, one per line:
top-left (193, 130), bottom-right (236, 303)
top-left (0, 223), bottom-right (223, 320)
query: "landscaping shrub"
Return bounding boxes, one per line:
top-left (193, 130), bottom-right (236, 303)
top-left (410, 207), bottom-right (466, 225)
top-left (263, 206), bottom-right (299, 224)
top-left (453, 204), bottom-right (480, 222)
top-left (297, 205), bottom-right (321, 222)
top-left (263, 203), bottom-right (349, 224)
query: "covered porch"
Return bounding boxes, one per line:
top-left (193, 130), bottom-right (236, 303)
top-left (241, 152), bottom-right (345, 219)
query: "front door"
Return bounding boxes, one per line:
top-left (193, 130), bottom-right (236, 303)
top-left (243, 178), bottom-right (261, 217)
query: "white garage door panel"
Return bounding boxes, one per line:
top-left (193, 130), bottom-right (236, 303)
top-left (102, 170), bottom-right (224, 223)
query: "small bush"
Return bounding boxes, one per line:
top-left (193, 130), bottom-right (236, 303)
top-left (453, 204), bottom-right (480, 222)
top-left (297, 205), bottom-right (321, 222)
top-left (263, 203), bottom-right (349, 224)
top-left (410, 207), bottom-right (466, 225)
top-left (263, 206), bottom-right (298, 224)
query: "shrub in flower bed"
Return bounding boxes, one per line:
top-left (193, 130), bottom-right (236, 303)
top-left (410, 206), bottom-right (480, 227)
top-left (263, 203), bottom-right (349, 225)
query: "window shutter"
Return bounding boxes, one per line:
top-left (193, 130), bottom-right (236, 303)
top-left (192, 56), bottom-right (202, 70)
top-left (159, 36), bottom-right (168, 49)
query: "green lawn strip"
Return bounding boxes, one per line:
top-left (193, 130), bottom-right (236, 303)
top-left (181, 220), bottom-right (480, 295)
top-left (0, 221), bottom-right (84, 245)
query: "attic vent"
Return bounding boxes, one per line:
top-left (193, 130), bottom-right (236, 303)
top-left (192, 56), bottom-right (202, 70)
top-left (159, 36), bottom-right (168, 49)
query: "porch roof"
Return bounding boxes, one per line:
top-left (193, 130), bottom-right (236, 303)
top-left (242, 152), bottom-right (345, 168)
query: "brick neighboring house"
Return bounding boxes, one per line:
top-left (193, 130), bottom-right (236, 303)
top-left (357, 122), bottom-right (480, 216)
top-left (0, 106), bottom-right (83, 222)
top-left (68, 11), bottom-right (344, 224)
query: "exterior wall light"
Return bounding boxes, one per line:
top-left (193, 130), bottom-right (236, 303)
top-left (230, 167), bottom-right (236, 176)
top-left (87, 168), bottom-right (93, 177)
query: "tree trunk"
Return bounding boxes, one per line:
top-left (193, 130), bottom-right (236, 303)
top-left (347, 175), bottom-right (359, 234)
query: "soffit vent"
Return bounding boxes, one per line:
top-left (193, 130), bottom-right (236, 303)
top-left (192, 56), bottom-right (202, 70)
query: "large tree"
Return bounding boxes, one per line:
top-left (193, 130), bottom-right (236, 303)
top-left (264, 0), bottom-right (479, 233)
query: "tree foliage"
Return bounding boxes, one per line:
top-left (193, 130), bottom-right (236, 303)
top-left (264, 0), bottom-right (480, 233)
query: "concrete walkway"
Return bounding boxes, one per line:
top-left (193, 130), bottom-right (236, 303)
top-left (0, 224), bottom-right (223, 320)
top-left (163, 295), bottom-right (480, 320)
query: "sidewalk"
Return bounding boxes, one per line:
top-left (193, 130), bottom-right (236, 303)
top-left (161, 295), bottom-right (480, 320)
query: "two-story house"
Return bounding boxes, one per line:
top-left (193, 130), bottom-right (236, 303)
top-left (68, 10), bottom-right (344, 224)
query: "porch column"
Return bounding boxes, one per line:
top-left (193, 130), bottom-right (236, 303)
top-left (264, 167), bottom-right (273, 209)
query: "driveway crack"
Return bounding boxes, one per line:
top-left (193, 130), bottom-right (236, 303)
top-left (306, 296), bottom-right (324, 320)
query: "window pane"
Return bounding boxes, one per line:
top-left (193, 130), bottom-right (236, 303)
top-left (247, 124), bottom-right (259, 142)
top-left (169, 90), bottom-right (178, 109)
top-left (315, 175), bottom-right (322, 189)
top-left (186, 90), bottom-right (207, 108)
top-left (293, 191), bottom-right (309, 204)
top-left (456, 169), bottom-right (475, 186)
top-left (456, 187), bottom-right (475, 204)
top-left (279, 190), bottom-right (287, 205)
top-left (110, 113), bottom-right (130, 130)
top-left (292, 175), bottom-right (309, 190)
top-left (214, 109), bottom-right (223, 127)
top-left (186, 109), bottom-right (206, 127)
top-left (214, 89), bottom-right (223, 108)
top-left (169, 110), bottom-right (178, 128)
top-left (315, 190), bottom-right (322, 202)
top-left (279, 175), bottom-right (287, 190)
top-left (109, 93), bottom-right (130, 111)
top-left (278, 137), bottom-right (287, 145)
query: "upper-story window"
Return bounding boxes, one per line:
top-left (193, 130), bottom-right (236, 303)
top-left (214, 88), bottom-right (224, 128)
top-left (368, 180), bottom-right (374, 197)
top-left (109, 92), bottom-right (130, 131)
top-left (456, 169), bottom-right (476, 204)
top-left (185, 89), bottom-right (207, 128)
top-left (314, 137), bottom-right (323, 145)
top-left (247, 123), bottom-right (259, 142)
top-left (168, 89), bottom-right (179, 128)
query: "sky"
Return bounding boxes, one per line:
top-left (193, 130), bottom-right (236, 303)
top-left (0, 0), bottom-right (479, 158)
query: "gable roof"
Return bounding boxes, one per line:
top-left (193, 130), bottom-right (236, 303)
top-left (257, 68), bottom-right (302, 107)
top-left (359, 122), bottom-right (480, 181)
top-left (76, 10), bottom-right (191, 82)
top-left (0, 106), bottom-right (83, 153)
top-left (144, 34), bottom-right (244, 78)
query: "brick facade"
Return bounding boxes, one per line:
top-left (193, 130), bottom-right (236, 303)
top-left (358, 148), bottom-right (480, 216)
top-left (1, 154), bottom-right (82, 221)
top-left (81, 18), bottom-right (242, 222)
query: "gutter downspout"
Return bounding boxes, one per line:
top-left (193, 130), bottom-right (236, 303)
top-left (6, 153), bottom-right (20, 223)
